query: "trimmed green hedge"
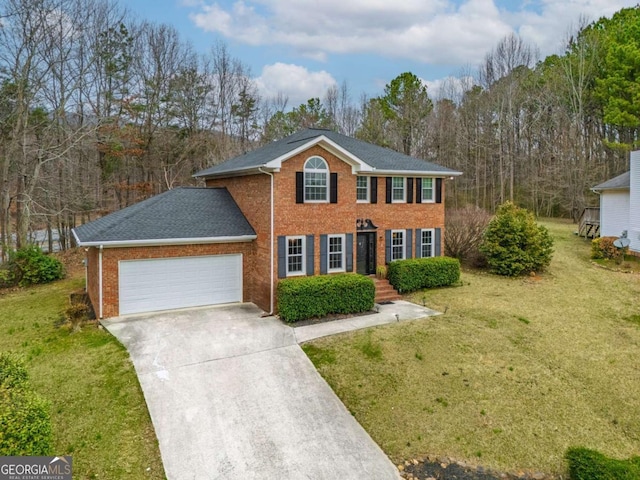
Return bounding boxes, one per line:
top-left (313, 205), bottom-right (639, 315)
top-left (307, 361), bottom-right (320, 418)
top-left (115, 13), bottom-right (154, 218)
top-left (566, 447), bottom-right (640, 480)
top-left (0, 353), bottom-right (53, 456)
top-left (277, 274), bottom-right (375, 323)
top-left (387, 256), bottom-right (460, 293)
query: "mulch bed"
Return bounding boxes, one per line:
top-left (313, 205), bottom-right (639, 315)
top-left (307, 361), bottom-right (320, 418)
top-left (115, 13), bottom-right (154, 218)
top-left (399, 458), bottom-right (554, 480)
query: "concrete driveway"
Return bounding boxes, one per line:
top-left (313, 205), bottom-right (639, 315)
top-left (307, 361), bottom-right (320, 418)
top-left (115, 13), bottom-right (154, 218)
top-left (103, 304), bottom-right (401, 480)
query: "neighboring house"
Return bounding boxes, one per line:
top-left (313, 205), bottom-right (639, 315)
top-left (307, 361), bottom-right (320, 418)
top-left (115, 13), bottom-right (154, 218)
top-left (591, 150), bottom-right (640, 254)
top-left (73, 128), bottom-right (462, 318)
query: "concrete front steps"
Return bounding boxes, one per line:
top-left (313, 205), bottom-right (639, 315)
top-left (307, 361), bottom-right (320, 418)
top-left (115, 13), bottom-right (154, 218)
top-left (372, 276), bottom-right (401, 303)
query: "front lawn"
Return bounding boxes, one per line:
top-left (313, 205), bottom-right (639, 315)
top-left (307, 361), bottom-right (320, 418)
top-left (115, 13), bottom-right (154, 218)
top-left (303, 219), bottom-right (640, 476)
top-left (0, 274), bottom-right (164, 479)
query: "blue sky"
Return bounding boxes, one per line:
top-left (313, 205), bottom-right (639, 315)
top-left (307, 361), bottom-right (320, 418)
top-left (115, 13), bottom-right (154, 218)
top-left (124, 0), bottom-right (637, 105)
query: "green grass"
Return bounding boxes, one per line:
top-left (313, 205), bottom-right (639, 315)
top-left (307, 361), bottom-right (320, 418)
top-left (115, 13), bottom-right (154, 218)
top-left (304, 219), bottom-right (640, 476)
top-left (0, 276), bottom-right (164, 479)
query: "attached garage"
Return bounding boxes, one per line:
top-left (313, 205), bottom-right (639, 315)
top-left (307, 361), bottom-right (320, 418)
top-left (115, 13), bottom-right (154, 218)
top-left (72, 187), bottom-right (257, 318)
top-left (118, 254), bottom-right (243, 315)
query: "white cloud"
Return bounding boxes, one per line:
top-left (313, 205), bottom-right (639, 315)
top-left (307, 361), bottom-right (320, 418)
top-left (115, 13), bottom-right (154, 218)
top-left (254, 63), bottom-right (337, 106)
top-left (513, 0), bottom-right (638, 56)
top-left (189, 0), bottom-right (639, 66)
top-left (190, 0), bottom-right (512, 65)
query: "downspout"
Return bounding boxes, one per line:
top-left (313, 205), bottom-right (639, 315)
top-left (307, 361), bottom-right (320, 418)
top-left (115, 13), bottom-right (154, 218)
top-left (258, 168), bottom-right (275, 315)
top-left (98, 245), bottom-right (104, 319)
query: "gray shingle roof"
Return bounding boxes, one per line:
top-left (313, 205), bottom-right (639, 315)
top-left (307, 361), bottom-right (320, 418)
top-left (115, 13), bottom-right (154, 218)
top-left (194, 128), bottom-right (461, 177)
top-left (592, 171), bottom-right (630, 191)
top-left (73, 188), bottom-right (256, 244)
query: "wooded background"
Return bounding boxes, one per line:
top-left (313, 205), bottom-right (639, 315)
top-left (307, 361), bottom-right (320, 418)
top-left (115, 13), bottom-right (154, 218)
top-left (1, 0), bottom-right (638, 257)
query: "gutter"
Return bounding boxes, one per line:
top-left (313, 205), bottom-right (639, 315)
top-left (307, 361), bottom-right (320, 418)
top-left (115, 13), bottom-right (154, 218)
top-left (98, 245), bottom-right (103, 319)
top-left (368, 169), bottom-right (463, 177)
top-left (259, 167), bottom-right (275, 315)
top-left (74, 235), bottom-right (257, 248)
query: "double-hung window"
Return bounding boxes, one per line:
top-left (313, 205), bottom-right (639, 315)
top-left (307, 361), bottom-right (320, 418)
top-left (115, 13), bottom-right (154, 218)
top-left (421, 229), bottom-right (434, 258)
top-left (356, 176), bottom-right (369, 202)
top-left (421, 178), bottom-right (434, 202)
top-left (304, 156), bottom-right (328, 201)
top-left (286, 236), bottom-right (305, 275)
top-left (392, 177), bottom-right (405, 202)
top-left (328, 234), bottom-right (345, 272)
top-left (391, 230), bottom-right (405, 261)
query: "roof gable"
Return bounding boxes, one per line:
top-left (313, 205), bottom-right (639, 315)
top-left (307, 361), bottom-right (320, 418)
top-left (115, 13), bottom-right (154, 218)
top-left (263, 134), bottom-right (374, 173)
top-left (194, 128), bottom-right (462, 178)
top-left (72, 187), bottom-right (256, 246)
top-left (592, 171), bottom-right (630, 191)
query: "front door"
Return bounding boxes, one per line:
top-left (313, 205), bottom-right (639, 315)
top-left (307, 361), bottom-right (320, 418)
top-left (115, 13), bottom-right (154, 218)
top-left (356, 232), bottom-right (376, 275)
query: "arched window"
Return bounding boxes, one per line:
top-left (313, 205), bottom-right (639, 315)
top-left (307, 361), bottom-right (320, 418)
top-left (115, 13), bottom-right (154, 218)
top-left (304, 156), bottom-right (328, 201)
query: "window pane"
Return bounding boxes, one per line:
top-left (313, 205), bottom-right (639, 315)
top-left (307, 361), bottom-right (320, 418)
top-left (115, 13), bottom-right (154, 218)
top-left (287, 238), bottom-right (304, 273)
top-left (304, 157), bottom-right (328, 201)
top-left (328, 236), bottom-right (343, 269)
top-left (422, 178), bottom-right (433, 201)
top-left (305, 172), bottom-right (327, 200)
top-left (391, 231), bottom-right (404, 261)
top-left (356, 176), bottom-right (368, 201)
top-left (306, 157), bottom-right (327, 170)
top-left (392, 177), bottom-right (404, 201)
top-left (421, 230), bottom-right (432, 257)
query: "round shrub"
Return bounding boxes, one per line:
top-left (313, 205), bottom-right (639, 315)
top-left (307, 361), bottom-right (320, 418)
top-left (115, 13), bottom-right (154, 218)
top-left (0, 353), bottom-right (53, 456)
top-left (0, 353), bottom-right (29, 390)
top-left (479, 202), bottom-right (554, 276)
top-left (591, 236), bottom-right (625, 261)
top-left (10, 245), bottom-right (64, 286)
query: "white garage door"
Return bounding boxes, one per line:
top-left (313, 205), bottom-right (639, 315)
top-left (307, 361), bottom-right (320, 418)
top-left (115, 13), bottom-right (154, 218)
top-left (119, 254), bottom-right (242, 315)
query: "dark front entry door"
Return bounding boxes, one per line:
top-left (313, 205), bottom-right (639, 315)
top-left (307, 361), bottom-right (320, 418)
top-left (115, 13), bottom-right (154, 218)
top-left (356, 232), bottom-right (376, 275)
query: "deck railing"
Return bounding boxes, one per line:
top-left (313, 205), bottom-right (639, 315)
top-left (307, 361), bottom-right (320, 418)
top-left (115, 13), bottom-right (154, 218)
top-left (578, 207), bottom-right (600, 238)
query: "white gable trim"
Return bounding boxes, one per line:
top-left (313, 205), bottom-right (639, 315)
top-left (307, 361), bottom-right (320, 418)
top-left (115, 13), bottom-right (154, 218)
top-left (264, 135), bottom-right (374, 174)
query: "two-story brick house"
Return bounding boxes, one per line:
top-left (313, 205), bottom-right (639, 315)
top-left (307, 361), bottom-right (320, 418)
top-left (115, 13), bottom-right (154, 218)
top-left (73, 128), bottom-right (461, 318)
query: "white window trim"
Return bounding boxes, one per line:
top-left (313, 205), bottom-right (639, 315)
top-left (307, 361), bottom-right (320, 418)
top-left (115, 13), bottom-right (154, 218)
top-left (327, 234), bottom-right (346, 273)
top-left (421, 228), bottom-right (435, 258)
top-left (421, 177), bottom-right (435, 203)
top-left (356, 176), bottom-right (370, 203)
top-left (304, 156), bottom-right (329, 203)
top-left (286, 235), bottom-right (306, 276)
top-left (391, 229), bottom-right (405, 261)
top-left (392, 177), bottom-right (406, 203)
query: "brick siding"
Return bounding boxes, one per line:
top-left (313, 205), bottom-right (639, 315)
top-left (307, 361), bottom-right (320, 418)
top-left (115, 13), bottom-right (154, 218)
top-left (88, 144), bottom-right (446, 318)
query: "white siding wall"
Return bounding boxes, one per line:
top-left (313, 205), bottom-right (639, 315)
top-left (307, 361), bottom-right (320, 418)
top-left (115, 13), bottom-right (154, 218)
top-left (630, 151), bottom-right (640, 253)
top-left (600, 191), bottom-right (630, 238)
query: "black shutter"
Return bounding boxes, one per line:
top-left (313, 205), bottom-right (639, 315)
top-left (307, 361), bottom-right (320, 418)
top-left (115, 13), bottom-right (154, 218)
top-left (416, 178), bottom-right (422, 203)
top-left (435, 228), bottom-right (442, 256)
top-left (296, 172), bottom-right (304, 203)
top-left (406, 229), bottom-right (413, 259)
top-left (306, 235), bottom-right (314, 275)
top-left (371, 177), bottom-right (378, 204)
top-left (320, 235), bottom-right (328, 274)
top-left (385, 230), bottom-right (392, 263)
top-left (407, 178), bottom-right (414, 204)
top-left (277, 236), bottom-right (287, 278)
top-left (330, 173), bottom-right (338, 203)
top-left (436, 178), bottom-right (443, 204)
top-left (385, 177), bottom-right (392, 203)
top-left (415, 229), bottom-right (422, 258)
top-left (345, 233), bottom-right (353, 272)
